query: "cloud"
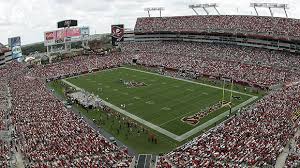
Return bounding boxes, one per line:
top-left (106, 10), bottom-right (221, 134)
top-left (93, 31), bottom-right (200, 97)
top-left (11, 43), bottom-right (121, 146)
top-left (0, 0), bottom-right (299, 44)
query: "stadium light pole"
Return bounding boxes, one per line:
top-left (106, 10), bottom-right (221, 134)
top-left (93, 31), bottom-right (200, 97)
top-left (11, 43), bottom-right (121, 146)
top-left (283, 7), bottom-right (289, 18)
top-left (269, 7), bottom-right (273, 17)
top-left (250, 3), bottom-right (289, 18)
top-left (188, 3), bottom-right (220, 15)
top-left (144, 7), bottom-right (165, 17)
top-left (252, 5), bottom-right (259, 16)
top-left (190, 7), bottom-right (199, 15)
top-left (214, 6), bottom-right (220, 15)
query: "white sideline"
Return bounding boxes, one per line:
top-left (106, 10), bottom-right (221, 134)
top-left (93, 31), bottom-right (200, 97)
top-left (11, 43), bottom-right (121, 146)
top-left (61, 68), bottom-right (258, 142)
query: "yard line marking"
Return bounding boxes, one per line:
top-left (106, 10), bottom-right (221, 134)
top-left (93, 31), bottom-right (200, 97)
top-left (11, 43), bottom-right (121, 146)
top-left (162, 107), bottom-right (171, 111)
top-left (159, 112), bottom-right (192, 127)
top-left (120, 67), bottom-right (254, 97)
top-left (145, 101), bottom-right (155, 104)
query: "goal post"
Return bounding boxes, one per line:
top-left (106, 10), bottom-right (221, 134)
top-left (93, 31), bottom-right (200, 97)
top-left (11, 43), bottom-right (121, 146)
top-left (221, 78), bottom-right (234, 107)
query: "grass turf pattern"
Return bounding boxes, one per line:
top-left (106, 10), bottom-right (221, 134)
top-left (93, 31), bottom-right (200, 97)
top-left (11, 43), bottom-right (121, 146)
top-left (66, 67), bottom-right (251, 135)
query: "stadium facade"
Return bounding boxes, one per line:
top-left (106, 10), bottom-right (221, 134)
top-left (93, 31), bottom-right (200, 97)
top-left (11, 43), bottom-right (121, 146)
top-left (132, 15), bottom-right (300, 53)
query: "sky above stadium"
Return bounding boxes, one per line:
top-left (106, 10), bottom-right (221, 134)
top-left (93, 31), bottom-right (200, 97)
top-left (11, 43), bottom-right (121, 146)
top-left (0, 0), bottom-right (299, 45)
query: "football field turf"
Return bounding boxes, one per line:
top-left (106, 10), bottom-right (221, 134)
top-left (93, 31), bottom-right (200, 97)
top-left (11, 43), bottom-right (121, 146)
top-left (65, 67), bottom-right (256, 140)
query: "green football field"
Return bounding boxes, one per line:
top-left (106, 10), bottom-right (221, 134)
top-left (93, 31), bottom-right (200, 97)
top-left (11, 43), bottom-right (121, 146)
top-left (65, 67), bottom-right (254, 138)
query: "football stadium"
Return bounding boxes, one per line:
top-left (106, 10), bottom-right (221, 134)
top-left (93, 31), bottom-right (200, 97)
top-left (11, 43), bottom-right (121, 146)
top-left (1, 1), bottom-right (300, 168)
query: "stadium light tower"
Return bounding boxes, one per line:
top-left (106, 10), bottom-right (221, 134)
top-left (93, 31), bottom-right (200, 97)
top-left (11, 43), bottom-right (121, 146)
top-left (250, 3), bottom-right (289, 18)
top-left (188, 3), bottom-right (220, 15)
top-left (144, 7), bottom-right (165, 17)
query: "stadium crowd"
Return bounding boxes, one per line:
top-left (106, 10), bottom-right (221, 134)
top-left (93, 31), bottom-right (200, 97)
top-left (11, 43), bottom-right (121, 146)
top-left (0, 140), bottom-right (9, 168)
top-left (285, 132), bottom-right (300, 167)
top-left (28, 53), bottom-right (130, 80)
top-left (121, 41), bottom-right (300, 89)
top-left (0, 81), bottom-right (10, 168)
top-left (0, 82), bottom-right (8, 131)
top-left (157, 83), bottom-right (300, 167)
top-left (121, 41), bottom-right (300, 70)
top-left (1, 35), bottom-right (300, 167)
top-left (135, 15), bottom-right (300, 40)
top-left (2, 59), bottom-right (133, 167)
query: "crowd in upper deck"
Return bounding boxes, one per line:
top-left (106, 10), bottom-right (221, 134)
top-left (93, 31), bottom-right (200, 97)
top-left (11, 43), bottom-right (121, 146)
top-left (135, 15), bottom-right (300, 40)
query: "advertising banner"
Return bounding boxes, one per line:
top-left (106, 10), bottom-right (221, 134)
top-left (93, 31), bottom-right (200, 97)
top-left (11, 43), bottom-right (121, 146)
top-left (66, 28), bottom-right (81, 37)
top-left (55, 29), bottom-right (66, 44)
top-left (44, 31), bottom-right (56, 45)
top-left (44, 27), bottom-right (85, 46)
